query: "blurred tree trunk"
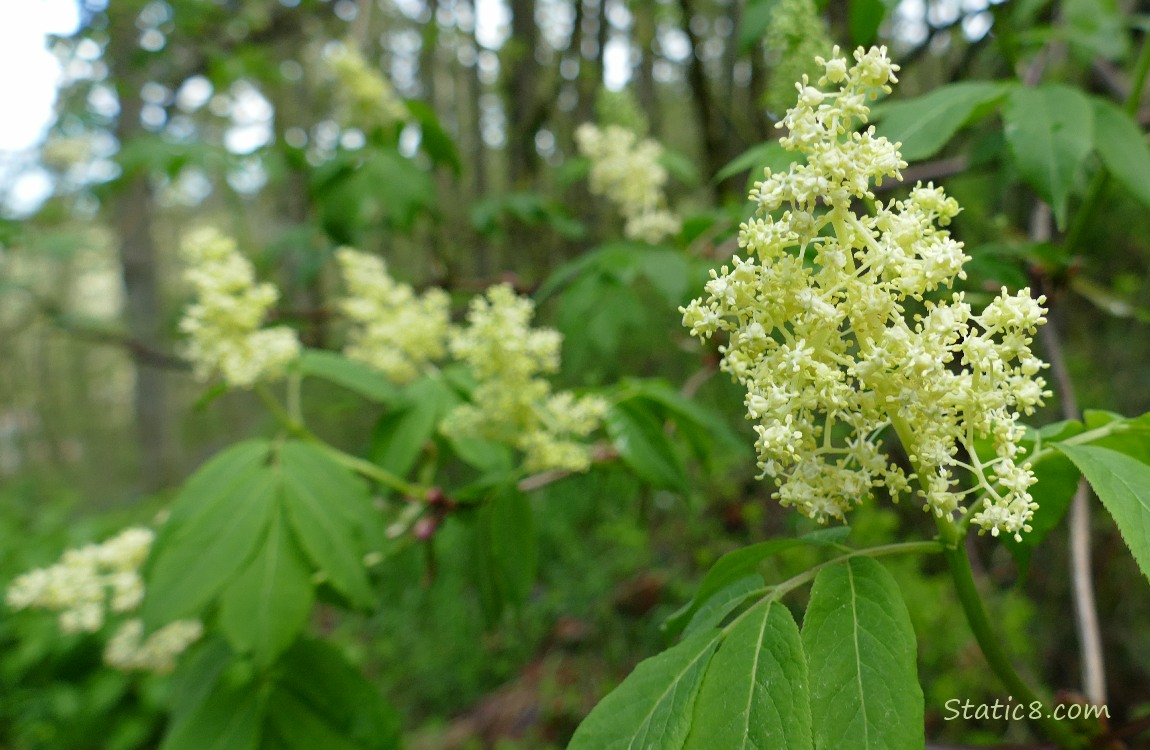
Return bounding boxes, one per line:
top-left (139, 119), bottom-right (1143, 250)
top-left (107, 3), bottom-right (172, 491)
top-left (504, 0), bottom-right (541, 186)
top-left (676, 0), bottom-right (726, 198)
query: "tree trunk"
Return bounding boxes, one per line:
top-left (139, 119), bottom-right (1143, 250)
top-left (107, 5), bottom-right (172, 491)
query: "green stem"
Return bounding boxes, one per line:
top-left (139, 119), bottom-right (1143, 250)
top-left (255, 383), bottom-right (425, 498)
top-left (890, 417), bottom-right (1085, 748)
top-left (1028, 420), bottom-right (1128, 465)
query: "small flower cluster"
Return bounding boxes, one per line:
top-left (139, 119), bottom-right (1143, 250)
top-left (574, 123), bottom-right (681, 243)
top-left (328, 45), bottom-right (408, 132)
top-left (104, 618), bottom-right (204, 674)
top-left (681, 47), bottom-right (1048, 540)
top-left (6, 527), bottom-right (153, 633)
top-left (444, 284), bottom-right (608, 472)
top-left (336, 248), bottom-right (451, 383)
top-left (6, 527), bottom-right (203, 672)
top-left (178, 228), bottom-right (301, 388)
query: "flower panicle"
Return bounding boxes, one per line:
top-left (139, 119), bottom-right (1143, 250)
top-left (680, 46), bottom-right (1050, 541)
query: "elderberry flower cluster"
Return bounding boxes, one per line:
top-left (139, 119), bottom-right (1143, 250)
top-left (680, 46), bottom-right (1049, 541)
top-left (328, 45), bottom-right (408, 131)
top-left (443, 284), bottom-right (608, 473)
top-left (104, 618), bottom-right (204, 674)
top-left (179, 228), bottom-right (301, 388)
top-left (6, 527), bottom-right (203, 672)
top-left (6, 527), bottom-right (154, 633)
top-left (336, 248), bottom-right (451, 383)
top-left (574, 123), bottom-right (681, 243)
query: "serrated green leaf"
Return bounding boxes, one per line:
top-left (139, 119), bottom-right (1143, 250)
top-left (684, 601), bottom-right (812, 749)
top-left (681, 575), bottom-right (764, 637)
top-left (664, 528), bottom-right (849, 638)
top-left (144, 470), bottom-right (278, 626)
top-left (297, 349), bottom-right (399, 404)
top-left (873, 82), bottom-right (1009, 161)
top-left (280, 442), bottom-right (375, 607)
top-left (605, 399), bottom-right (688, 491)
top-left (1092, 99), bottom-right (1150, 213)
top-left (802, 557), bottom-right (923, 750)
top-left (1003, 84), bottom-right (1094, 229)
top-left (218, 507), bottom-right (314, 668)
top-left (1057, 444), bottom-right (1150, 583)
top-left (568, 628), bottom-right (721, 750)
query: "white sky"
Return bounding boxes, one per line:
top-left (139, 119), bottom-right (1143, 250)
top-left (0, 0), bottom-right (80, 152)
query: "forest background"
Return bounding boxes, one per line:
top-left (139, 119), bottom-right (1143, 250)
top-left (2, 0), bottom-right (1150, 747)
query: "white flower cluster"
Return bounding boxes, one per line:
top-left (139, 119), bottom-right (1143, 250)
top-left (178, 228), bottom-right (301, 389)
top-left (329, 45), bottom-right (408, 131)
top-left (336, 248), bottom-right (451, 383)
top-left (6, 527), bottom-right (154, 633)
top-left (680, 47), bottom-right (1049, 541)
top-left (104, 618), bottom-right (204, 674)
top-left (574, 123), bottom-right (681, 243)
top-left (444, 284), bottom-right (608, 472)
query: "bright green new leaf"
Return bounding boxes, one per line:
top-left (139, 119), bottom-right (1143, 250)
top-left (1003, 84), bottom-right (1094, 229)
top-left (1057, 444), bottom-right (1150, 584)
top-left (144, 470), bottom-right (278, 626)
top-left (218, 507), bottom-right (315, 668)
top-left (297, 349), bottom-right (399, 404)
top-left (715, 141), bottom-right (792, 184)
top-left (567, 628), bottom-right (721, 750)
top-left (155, 440), bottom-right (270, 532)
top-left (1092, 99), bottom-right (1150, 213)
top-left (802, 557), bottom-right (924, 750)
top-left (684, 601), bottom-right (812, 750)
top-left (280, 442), bottom-right (376, 608)
top-left (370, 377), bottom-right (458, 480)
top-left (873, 82), bottom-right (1009, 161)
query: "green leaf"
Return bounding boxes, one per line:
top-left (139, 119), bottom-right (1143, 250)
top-left (156, 440), bottom-right (271, 531)
top-left (605, 399), bottom-right (688, 491)
top-left (873, 82), bottom-right (1009, 161)
top-left (568, 628), bottom-right (721, 750)
top-left (802, 557), bottom-right (924, 750)
top-left (473, 490), bottom-right (535, 616)
top-left (167, 638), bottom-right (235, 723)
top-left (684, 601), bottom-right (812, 749)
top-left (1092, 99), bottom-right (1150, 213)
top-left (160, 678), bottom-right (263, 750)
top-left (279, 442), bottom-right (376, 608)
top-left (1003, 84), bottom-right (1095, 229)
top-left (739, 0), bottom-right (777, 53)
top-left (275, 639), bottom-right (403, 750)
top-left (1057, 444), bottom-right (1150, 583)
top-left (1004, 452), bottom-right (1081, 574)
top-left (849, 0), bottom-right (893, 46)
top-left (715, 141), bottom-right (793, 183)
top-left (144, 470), bottom-right (278, 626)
top-left (297, 350), bottom-right (399, 404)
top-left (405, 98), bottom-right (462, 174)
top-left (218, 507), bottom-right (314, 668)
top-left (664, 528), bottom-right (849, 638)
top-left (681, 575), bottom-right (764, 637)
top-left (265, 690), bottom-right (366, 750)
top-left (370, 377), bottom-right (458, 480)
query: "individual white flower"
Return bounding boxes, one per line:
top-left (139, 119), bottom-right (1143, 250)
top-left (336, 248), bottom-right (451, 383)
top-left (178, 228), bottom-right (300, 388)
top-left (681, 47), bottom-right (1049, 540)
